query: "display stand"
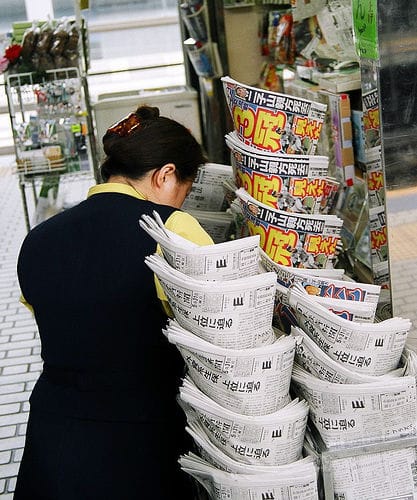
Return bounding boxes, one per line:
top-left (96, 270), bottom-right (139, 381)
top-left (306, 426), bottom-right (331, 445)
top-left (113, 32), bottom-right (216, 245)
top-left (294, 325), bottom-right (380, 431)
top-left (4, 17), bottom-right (98, 232)
top-left (178, 0), bottom-right (232, 165)
top-left (320, 435), bottom-right (417, 499)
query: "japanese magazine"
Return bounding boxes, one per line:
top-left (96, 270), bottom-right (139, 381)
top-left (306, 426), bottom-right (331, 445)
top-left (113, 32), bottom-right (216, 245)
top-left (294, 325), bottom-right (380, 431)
top-left (369, 204), bottom-right (387, 259)
top-left (365, 146), bottom-right (385, 209)
top-left (221, 76), bottom-right (327, 155)
top-left (362, 87), bottom-right (381, 150)
top-left (225, 131), bottom-right (339, 214)
top-left (235, 187), bottom-right (343, 269)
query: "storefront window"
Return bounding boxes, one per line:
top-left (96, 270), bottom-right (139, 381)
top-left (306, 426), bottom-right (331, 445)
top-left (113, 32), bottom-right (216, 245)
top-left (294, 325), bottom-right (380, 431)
top-left (0, 0), bottom-right (185, 152)
top-left (52, 0), bottom-right (184, 76)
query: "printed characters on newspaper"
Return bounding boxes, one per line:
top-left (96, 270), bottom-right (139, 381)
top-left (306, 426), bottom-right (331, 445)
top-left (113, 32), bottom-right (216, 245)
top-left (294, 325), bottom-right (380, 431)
top-left (221, 76), bottom-right (327, 155)
top-left (225, 132), bottom-right (337, 214)
top-left (236, 188), bottom-right (343, 269)
top-left (362, 88), bottom-right (381, 150)
top-left (365, 147), bottom-right (385, 209)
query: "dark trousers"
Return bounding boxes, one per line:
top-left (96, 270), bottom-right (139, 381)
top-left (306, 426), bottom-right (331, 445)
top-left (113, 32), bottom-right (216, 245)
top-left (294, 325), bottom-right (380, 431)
top-left (14, 409), bottom-right (198, 500)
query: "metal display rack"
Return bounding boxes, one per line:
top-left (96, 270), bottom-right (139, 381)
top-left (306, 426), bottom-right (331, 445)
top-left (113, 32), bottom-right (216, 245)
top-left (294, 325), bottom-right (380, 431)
top-left (304, 425), bottom-right (417, 499)
top-left (5, 24), bottom-right (99, 231)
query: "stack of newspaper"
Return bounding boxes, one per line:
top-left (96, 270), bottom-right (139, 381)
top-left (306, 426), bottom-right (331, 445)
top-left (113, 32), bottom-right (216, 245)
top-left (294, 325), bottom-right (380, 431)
top-left (256, 230), bottom-right (417, 495)
top-left (221, 76), bottom-right (327, 156)
top-left (180, 162), bottom-right (235, 243)
top-left (141, 212), bottom-right (319, 498)
top-left (221, 76), bottom-right (344, 269)
top-left (140, 211), bottom-right (261, 280)
top-left (235, 187), bottom-right (344, 269)
top-left (225, 131), bottom-right (339, 215)
top-left (259, 248), bottom-right (382, 332)
top-left (285, 283), bottom-right (417, 450)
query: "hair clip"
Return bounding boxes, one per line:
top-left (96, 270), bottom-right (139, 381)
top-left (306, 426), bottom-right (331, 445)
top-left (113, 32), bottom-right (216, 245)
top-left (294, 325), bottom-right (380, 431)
top-left (107, 112), bottom-right (141, 137)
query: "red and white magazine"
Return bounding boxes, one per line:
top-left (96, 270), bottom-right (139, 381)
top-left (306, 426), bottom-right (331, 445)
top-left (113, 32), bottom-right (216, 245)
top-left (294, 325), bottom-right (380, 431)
top-left (221, 75), bottom-right (327, 155)
top-left (226, 131), bottom-right (339, 214)
top-left (235, 187), bottom-right (343, 269)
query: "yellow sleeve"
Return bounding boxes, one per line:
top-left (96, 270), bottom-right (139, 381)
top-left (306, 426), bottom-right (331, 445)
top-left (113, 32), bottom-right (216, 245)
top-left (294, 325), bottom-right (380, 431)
top-left (20, 294), bottom-right (34, 315)
top-left (164, 210), bottom-right (214, 246)
top-left (154, 210), bottom-right (214, 315)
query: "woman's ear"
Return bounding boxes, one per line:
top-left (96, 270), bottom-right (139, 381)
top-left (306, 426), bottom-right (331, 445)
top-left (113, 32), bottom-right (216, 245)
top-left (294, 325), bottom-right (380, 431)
top-left (152, 163), bottom-right (176, 189)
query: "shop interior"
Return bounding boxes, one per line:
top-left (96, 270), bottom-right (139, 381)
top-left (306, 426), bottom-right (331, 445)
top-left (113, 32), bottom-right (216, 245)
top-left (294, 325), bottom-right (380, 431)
top-left (1, 0), bottom-right (417, 498)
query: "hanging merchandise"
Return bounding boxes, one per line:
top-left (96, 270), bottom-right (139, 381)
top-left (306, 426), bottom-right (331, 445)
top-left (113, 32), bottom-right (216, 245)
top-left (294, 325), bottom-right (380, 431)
top-left (2, 18), bottom-right (84, 76)
top-left (267, 9), bottom-right (295, 65)
top-left (180, 1), bottom-right (222, 79)
top-left (3, 15), bottom-right (97, 231)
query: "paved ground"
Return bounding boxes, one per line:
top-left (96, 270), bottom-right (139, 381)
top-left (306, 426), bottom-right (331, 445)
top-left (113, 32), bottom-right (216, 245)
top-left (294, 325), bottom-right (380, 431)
top-left (386, 186), bottom-right (417, 349)
top-left (0, 159), bottom-right (40, 498)
top-left (0, 158), bottom-right (94, 498)
top-left (0, 155), bottom-right (416, 497)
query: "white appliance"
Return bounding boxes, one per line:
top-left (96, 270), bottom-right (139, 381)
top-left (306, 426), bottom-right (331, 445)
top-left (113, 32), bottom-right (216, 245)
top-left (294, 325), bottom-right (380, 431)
top-left (92, 85), bottom-right (202, 162)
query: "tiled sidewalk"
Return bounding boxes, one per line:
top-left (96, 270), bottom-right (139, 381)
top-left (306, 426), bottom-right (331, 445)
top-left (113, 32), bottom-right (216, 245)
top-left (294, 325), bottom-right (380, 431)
top-left (0, 160), bottom-right (95, 497)
top-left (0, 161), bottom-right (41, 499)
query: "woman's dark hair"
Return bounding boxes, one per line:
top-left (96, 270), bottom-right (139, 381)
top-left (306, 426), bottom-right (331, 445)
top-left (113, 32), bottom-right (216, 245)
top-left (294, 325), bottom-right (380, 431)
top-left (100, 105), bottom-right (207, 183)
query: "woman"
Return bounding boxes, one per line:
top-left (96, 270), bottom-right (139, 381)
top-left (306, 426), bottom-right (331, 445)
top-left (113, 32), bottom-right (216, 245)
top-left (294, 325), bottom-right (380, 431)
top-left (14, 106), bottom-right (213, 499)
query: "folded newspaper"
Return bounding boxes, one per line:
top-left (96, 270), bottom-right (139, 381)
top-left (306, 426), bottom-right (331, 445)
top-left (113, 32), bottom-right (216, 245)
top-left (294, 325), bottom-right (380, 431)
top-left (164, 319), bottom-right (295, 416)
top-left (181, 162), bottom-right (234, 212)
top-left (179, 450), bottom-right (319, 499)
top-left (145, 253), bottom-right (277, 349)
top-left (179, 377), bottom-right (309, 466)
top-left (291, 364), bottom-right (417, 449)
top-left (325, 440), bottom-right (417, 499)
top-left (185, 208), bottom-right (235, 244)
top-left (221, 75), bottom-right (327, 155)
top-left (260, 249), bottom-right (380, 326)
top-left (274, 282), bottom-right (378, 336)
top-left (184, 419), bottom-right (317, 475)
top-left (271, 280), bottom-right (379, 335)
top-left (140, 211), bottom-right (261, 279)
top-left (235, 187), bottom-right (343, 268)
top-left (291, 326), bottom-right (405, 384)
top-left (259, 247), bottom-right (379, 300)
top-left (287, 283), bottom-right (411, 376)
top-left (402, 347), bottom-right (417, 380)
top-left (226, 131), bottom-right (338, 215)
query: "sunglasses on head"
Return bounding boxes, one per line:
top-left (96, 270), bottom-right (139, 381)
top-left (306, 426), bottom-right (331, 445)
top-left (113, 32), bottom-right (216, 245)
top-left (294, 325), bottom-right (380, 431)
top-left (107, 112), bottom-right (141, 137)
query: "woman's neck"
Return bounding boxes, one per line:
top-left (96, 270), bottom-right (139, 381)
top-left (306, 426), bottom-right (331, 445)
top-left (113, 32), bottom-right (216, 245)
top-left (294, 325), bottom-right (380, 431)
top-left (107, 175), bottom-right (149, 200)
